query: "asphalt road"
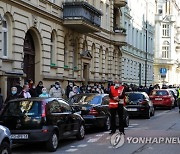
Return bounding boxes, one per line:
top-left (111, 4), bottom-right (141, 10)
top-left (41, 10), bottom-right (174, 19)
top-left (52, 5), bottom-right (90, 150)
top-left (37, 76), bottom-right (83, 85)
top-left (12, 107), bottom-right (180, 154)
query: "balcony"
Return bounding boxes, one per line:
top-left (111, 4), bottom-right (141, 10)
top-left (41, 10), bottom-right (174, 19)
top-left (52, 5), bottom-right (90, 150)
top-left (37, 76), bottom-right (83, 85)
top-left (113, 31), bottom-right (126, 46)
top-left (154, 58), bottom-right (175, 65)
top-left (63, 1), bottom-right (102, 33)
top-left (114, 0), bottom-right (127, 7)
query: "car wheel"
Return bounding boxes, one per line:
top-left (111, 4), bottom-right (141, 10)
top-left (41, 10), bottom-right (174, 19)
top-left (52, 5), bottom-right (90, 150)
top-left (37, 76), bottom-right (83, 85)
top-left (104, 116), bottom-right (111, 131)
top-left (124, 115), bottom-right (129, 127)
top-left (0, 141), bottom-right (11, 154)
top-left (145, 110), bottom-right (151, 119)
top-left (46, 131), bottom-right (58, 152)
top-left (76, 124), bottom-right (85, 140)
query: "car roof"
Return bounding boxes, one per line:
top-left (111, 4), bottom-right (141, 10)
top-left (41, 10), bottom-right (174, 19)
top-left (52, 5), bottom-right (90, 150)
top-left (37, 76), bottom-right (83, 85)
top-left (125, 92), bottom-right (146, 95)
top-left (8, 97), bottom-right (65, 103)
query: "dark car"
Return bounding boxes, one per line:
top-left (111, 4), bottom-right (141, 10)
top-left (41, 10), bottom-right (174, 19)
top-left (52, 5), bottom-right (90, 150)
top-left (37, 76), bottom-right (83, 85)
top-left (68, 93), bottom-right (129, 130)
top-left (168, 89), bottom-right (177, 107)
top-left (0, 98), bottom-right (85, 152)
top-left (125, 92), bottom-right (155, 119)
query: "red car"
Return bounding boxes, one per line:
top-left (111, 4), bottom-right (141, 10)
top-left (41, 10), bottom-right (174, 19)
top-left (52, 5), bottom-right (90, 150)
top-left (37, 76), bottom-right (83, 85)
top-left (149, 89), bottom-right (175, 109)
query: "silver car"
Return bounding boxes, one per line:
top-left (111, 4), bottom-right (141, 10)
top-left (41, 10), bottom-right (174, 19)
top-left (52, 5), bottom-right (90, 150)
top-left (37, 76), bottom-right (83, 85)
top-left (0, 125), bottom-right (12, 154)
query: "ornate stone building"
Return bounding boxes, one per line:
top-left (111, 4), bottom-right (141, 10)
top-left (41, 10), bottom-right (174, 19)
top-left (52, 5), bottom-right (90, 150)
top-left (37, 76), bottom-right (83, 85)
top-left (154, 0), bottom-right (180, 86)
top-left (0, 0), bottom-right (127, 97)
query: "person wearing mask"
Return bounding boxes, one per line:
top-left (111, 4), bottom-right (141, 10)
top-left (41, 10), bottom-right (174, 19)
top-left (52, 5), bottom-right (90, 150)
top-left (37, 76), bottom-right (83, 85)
top-left (28, 79), bottom-right (34, 89)
top-left (39, 88), bottom-right (50, 97)
top-left (36, 81), bottom-right (44, 96)
top-left (109, 80), bottom-right (126, 135)
top-left (19, 85), bottom-right (31, 98)
top-left (49, 81), bottom-right (65, 98)
top-left (69, 86), bottom-right (79, 98)
top-left (29, 84), bottom-right (38, 97)
top-left (5, 87), bottom-right (19, 104)
top-left (65, 82), bottom-right (73, 98)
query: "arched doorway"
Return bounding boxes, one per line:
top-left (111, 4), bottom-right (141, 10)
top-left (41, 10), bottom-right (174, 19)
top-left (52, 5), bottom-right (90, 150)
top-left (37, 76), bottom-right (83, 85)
top-left (23, 31), bottom-right (35, 82)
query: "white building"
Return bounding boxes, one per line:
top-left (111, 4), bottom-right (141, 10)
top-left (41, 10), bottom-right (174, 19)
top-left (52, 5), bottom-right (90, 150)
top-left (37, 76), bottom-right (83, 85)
top-left (154, 0), bottom-right (180, 86)
top-left (120, 0), bottom-right (155, 86)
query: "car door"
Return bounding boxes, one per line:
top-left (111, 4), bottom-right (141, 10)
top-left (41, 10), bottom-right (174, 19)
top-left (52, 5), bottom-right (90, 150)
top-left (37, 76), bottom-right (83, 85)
top-left (48, 99), bottom-right (68, 138)
top-left (57, 100), bottom-right (79, 136)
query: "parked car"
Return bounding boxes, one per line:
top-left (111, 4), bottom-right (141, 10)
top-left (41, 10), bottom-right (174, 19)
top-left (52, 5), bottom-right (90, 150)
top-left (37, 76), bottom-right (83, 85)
top-left (149, 89), bottom-right (175, 109)
top-left (0, 98), bottom-right (85, 152)
top-left (0, 125), bottom-right (12, 154)
top-left (124, 92), bottom-right (155, 119)
top-left (68, 93), bottom-right (129, 130)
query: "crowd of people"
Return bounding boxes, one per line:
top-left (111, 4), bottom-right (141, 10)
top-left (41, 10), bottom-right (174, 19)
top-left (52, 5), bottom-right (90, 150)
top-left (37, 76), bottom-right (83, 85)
top-left (1, 78), bottom-right (178, 110)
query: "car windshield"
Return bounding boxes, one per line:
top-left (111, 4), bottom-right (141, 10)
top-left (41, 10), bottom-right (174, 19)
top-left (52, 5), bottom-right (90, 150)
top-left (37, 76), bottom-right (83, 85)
top-left (2, 100), bottom-right (42, 117)
top-left (69, 95), bottom-right (102, 105)
top-left (126, 93), bottom-right (144, 101)
top-left (151, 91), bottom-right (168, 96)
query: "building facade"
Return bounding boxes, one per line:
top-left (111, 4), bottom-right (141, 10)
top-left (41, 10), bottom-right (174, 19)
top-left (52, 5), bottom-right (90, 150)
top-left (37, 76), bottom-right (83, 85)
top-left (120, 0), bottom-right (155, 87)
top-left (0, 0), bottom-right (127, 98)
top-left (154, 0), bottom-right (180, 86)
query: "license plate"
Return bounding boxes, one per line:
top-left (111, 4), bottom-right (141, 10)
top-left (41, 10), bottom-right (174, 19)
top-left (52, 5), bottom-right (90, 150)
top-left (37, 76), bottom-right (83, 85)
top-left (127, 108), bottom-right (137, 111)
top-left (10, 134), bottom-right (28, 139)
top-left (155, 98), bottom-right (162, 100)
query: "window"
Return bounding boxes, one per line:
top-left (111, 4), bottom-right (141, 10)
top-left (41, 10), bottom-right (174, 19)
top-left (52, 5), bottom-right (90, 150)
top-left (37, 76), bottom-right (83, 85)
top-left (91, 44), bottom-right (96, 71)
top-left (50, 32), bottom-right (56, 66)
top-left (162, 41), bottom-right (170, 58)
top-left (2, 19), bottom-right (8, 57)
top-left (162, 24), bottom-right (170, 37)
top-left (105, 48), bottom-right (109, 73)
top-left (73, 39), bottom-right (78, 68)
top-left (106, 5), bottom-right (109, 30)
top-left (49, 100), bottom-right (71, 113)
top-left (64, 36), bottom-right (69, 67)
top-left (99, 46), bottom-right (103, 72)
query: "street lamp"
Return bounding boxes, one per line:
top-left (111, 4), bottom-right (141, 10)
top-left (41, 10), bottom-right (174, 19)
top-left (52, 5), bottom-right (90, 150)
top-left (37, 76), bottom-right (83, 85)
top-left (145, 1), bottom-right (148, 87)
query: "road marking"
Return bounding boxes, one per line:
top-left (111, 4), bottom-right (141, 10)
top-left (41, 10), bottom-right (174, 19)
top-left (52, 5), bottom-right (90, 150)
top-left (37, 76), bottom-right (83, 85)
top-left (96, 134), bottom-right (104, 137)
top-left (87, 138), bottom-right (100, 143)
top-left (77, 144), bottom-right (87, 148)
top-left (128, 125), bottom-right (134, 128)
top-left (70, 146), bottom-right (76, 148)
top-left (65, 149), bottom-right (78, 152)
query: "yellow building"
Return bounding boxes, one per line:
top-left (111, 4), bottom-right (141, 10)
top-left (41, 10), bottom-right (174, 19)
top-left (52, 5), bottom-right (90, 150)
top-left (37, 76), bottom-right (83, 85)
top-left (0, 0), bottom-right (127, 98)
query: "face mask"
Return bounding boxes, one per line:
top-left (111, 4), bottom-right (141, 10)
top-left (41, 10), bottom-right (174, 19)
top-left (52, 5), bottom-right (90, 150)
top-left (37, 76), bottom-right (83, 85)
top-left (32, 86), bottom-right (36, 89)
top-left (12, 91), bottom-right (17, 95)
top-left (88, 87), bottom-right (91, 90)
top-left (55, 85), bottom-right (59, 88)
top-left (69, 84), bottom-right (73, 87)
top-left (115, 84), bottom-right (120, 88)
top-left (42, 91), bottom-right (47, 94)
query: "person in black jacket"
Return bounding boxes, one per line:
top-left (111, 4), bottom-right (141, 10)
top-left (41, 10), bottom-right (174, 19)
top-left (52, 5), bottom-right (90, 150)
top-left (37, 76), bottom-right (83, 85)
top-left (36, 81), bottom-right (44, 96)
top-left (29, 84), bottom-right (38, 97)
top-left (5, 87), bottom-right (19, 104)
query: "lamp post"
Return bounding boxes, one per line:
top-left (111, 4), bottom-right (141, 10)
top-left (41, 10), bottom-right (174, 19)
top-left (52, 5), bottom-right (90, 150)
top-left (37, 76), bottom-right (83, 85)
top-left (145, 0), bottom-right (148, 87)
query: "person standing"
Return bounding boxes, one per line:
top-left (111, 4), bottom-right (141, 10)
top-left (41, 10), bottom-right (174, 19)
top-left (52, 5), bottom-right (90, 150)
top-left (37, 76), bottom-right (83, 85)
top-left (109, 80), bottom-right (126, 135)
top-left (65, 82), bottom-right (73, 98)
top-left (19, 85), bottom-right (31, 98)
top-left (36, 81), bottom-right (44, 96)
top-left (5, 87), bottom-right (19, 104)
top-left (49, 81), bottom-right (65, 98)
top-left (29, 84), bottom-right (38, 97)
top-left (39, 88), bottom-right (50, 97)
top-left (69, 86), bottom-right (79, 98)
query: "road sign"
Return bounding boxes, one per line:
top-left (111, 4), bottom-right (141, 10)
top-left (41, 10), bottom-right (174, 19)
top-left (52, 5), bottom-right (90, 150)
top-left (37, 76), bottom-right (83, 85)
top-left (160, 68), bottom-right (167, 75)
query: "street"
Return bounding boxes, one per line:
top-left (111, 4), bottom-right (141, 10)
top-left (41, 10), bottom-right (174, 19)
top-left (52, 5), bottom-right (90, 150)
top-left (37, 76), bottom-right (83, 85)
top-left (12, 107), bottom-right (180, 154)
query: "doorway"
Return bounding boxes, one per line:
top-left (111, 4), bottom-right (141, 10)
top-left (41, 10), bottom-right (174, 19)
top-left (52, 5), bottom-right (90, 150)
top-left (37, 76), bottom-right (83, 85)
top-left (23, 31), bottom-right (35, 83)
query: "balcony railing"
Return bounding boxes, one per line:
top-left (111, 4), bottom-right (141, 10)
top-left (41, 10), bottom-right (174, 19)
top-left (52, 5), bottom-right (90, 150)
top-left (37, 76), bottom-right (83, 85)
top-left (63, 1), bottom-right (102, 33)
top-left (114, 0), bottom-right (127, 7)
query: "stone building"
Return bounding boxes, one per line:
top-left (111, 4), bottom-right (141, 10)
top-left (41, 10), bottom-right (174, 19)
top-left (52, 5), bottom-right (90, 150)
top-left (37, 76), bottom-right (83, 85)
top-left (120, 0), bottom-right (155, 86)
top-left (0, 0), bottom-right (127, 98)
top-left (154, 0), bottom-right (180, 86)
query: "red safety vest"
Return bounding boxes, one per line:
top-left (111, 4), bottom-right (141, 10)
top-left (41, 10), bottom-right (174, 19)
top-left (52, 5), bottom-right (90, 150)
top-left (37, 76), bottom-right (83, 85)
top-left (109, 85), bottom-right (124, 108)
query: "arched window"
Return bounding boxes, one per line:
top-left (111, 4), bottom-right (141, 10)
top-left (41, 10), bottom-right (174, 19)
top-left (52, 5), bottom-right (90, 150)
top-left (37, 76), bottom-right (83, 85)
top-left (2, 18), bottom-right (8, 57)
top-left (91, 43), bottom-right (96, 71)
top-left (83, 40), bottom-right (88, 51)
top-left (113, 50), bottom-right (117, 74)
top-left (73, 39), bottom-right (79, 69)
top-left (99, 46), bottom-right (103, 73)
top-left (162, 41), bottom-right (170, 58)
top-left (64, 36), bottom-right (69, 67)
top-left (105, 48), bottom-right (109, 73)
top-left (50, 31), bottom-right (56, 66)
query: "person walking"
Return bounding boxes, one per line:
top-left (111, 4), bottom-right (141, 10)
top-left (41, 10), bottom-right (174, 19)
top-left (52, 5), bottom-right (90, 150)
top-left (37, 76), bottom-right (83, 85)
top-left (109, 80), bottom-right (126, 135)
top-left (49, 81), bottom-right (65, 98)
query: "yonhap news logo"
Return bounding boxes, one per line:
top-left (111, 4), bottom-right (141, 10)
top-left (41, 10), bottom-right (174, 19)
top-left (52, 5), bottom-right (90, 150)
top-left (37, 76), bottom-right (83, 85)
top-left (110, 136), bottom-right (180, 148)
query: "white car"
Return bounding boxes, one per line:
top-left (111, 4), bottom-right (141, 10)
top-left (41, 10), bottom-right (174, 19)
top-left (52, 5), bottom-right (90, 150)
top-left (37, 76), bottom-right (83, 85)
top-left (0, 125), bottom-right (12, 154)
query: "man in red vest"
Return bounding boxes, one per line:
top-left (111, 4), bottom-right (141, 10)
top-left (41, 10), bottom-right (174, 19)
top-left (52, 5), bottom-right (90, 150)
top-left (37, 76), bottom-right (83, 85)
top-left (109, 80), bottom-right (125, 135)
